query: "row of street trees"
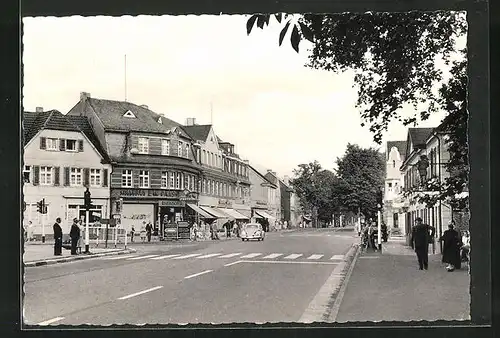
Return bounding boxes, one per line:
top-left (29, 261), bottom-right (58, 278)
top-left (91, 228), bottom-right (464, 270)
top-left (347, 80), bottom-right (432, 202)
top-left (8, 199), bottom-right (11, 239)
top-left (290, 144), bottom-right (385, 226)
top-left (247, 11), bottom-right (469, 215)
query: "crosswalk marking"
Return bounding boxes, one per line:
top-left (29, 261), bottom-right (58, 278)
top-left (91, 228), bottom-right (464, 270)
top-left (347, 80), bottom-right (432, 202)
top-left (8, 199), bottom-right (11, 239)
top-left (240, 253), bottom-right (262, 259)
top-left (127, 255), bottom-right (159, 260)
top-left (263, 253), bottom-right (283, 259)
top-left (172, 253), bottom-right (202, 260)
top-left (106, 255), bottom-right (137, 260)
top-left (330, 255), bottom-right (344, 260)
top-left (219, 253), bottom-right (242, 258)
top-left (307, 254), bottom-right (324, 260)
top-left (150, 254), bottom-right (181, 260)
top-left (197, 253), bottom-right (222, 259)
top-left (284, 254), bottom-right (303, 260)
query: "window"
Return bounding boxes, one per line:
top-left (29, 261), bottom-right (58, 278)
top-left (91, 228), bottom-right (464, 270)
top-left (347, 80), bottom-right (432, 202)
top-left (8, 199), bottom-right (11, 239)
top-left (138, 137), bottom-right (149, 154)
top-left (215, 181), bottom-right (219, 196)
top-left (161, 171), bottom-right (168, 188)
top-left (190, 175), bottom-right (195, 191)
top-left (90, 169), bottom-right (101, 187)
top-left (46, 138), bottom-right (58, 151)
top-left (178, 141), bottom-right (183, 157)
top-left (203, 179), bottom-right (206, 194)
top-left (388, 182), bottom-right (392, 187)
top-left (393, 160), bottom-right (396, 168)
top-left (161, 139), bottom-right (170, 155)
top-left (70, 168), bottom-right (83, 186)
top-left (211, 180), bottom-right (215, 195)
top-left (123, 110), bottom-right (136, 118)
top-left (40, 166), bottom-right (53, 185)
top-left (23, 165), bottom-right (31, 183)
top-left (169, 172), bottom-right (175, 188)
top-left (223, 183), bottom-right (227, 197)
top-left (184, 174), bottom-right (189, 190)
top-left (202, 150), bottom-right (206, 164)
top-left (122, 170), bottom-right (133, 187)
top-left (185, 143), bottom-right (190, 158)
top-left (175, 172), bottom-right (181, 189)
top-left (66, 139), bottom-right (77, 151)
top-left (139, 170), bottom-right (149, 188)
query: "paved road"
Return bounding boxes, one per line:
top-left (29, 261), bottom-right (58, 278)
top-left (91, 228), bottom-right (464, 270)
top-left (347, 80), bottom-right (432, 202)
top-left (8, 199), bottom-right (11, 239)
top-left (24, 228), bottom-right (356, 325)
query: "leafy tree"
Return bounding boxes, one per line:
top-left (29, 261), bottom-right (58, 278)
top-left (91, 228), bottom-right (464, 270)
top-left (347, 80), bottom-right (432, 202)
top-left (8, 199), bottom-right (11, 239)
top-left (247, 12), bottom-right (468, 211)
top-left (335, 144), bottom-right (386, 220)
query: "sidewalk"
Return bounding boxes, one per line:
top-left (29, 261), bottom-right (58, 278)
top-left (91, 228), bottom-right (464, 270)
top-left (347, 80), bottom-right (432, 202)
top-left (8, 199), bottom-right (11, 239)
top-left (23, 242), bottom-right (135, 267)
top-left (334, 237), bottom-right (470, 322)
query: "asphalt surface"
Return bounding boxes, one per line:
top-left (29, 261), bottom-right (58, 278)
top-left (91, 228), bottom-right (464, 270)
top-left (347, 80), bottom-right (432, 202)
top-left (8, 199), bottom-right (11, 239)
top-left (24, 228), bottom-right (357, 325)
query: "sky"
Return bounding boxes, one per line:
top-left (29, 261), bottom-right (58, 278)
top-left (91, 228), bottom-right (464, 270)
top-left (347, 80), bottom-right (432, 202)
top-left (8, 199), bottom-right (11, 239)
top-left (22, 14), bottom-right (463, 178)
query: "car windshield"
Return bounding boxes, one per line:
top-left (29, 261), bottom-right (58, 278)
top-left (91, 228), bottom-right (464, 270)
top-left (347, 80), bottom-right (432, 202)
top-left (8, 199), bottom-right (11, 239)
top-left (245, 225), bottom-right (259, 230)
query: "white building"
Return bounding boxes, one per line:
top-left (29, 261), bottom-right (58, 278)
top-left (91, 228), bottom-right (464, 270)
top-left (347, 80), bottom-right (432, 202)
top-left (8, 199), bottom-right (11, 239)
top-left (23, 108), bottom-right (111, 238)
top-left (383, 141), bottom-right (407, 234)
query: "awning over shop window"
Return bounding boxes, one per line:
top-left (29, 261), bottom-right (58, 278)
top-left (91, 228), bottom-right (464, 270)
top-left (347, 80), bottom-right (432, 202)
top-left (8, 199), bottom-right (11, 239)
top-left (199, 206), bottom-right (230, 219)
top-left (187, 204), bottom-right (216, 219)
top-left (218, 208), bottom-right (249, 220)
top-left (255, 210), bottom-right (275, 220)
top-left (235, 209), bottom-right (251, 218)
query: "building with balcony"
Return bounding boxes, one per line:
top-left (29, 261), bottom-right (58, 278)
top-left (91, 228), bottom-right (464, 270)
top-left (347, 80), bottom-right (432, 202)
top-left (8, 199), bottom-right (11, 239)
top-left (399, 127), bottom-right (453, 249)
top-left (67, 92), bottom-right (202, 235)
top-left (248, 165), bottom-right (277, 227)
top-left (383, 140), bottom-right (407, 234)
top-left (181, 119), bottom-right (251, 227)
top-left (23, 108), bottom-right (112, 238)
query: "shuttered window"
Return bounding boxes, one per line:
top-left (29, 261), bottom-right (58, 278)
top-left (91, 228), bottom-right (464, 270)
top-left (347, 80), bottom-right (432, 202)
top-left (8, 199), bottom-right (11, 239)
top-left (59, 139), bottom-right (66, 151)
top-left (33, 166), bottom-right (40, 185)
top-left (103, 169), bottom-right (108, 187)
top-left (40, 137), bottom-right (46, 149)
top-left (83, 168), bottom-right (90, 186)
top-left (54, 167), bottom-right (60, 186)
top-left (78, 140), bottom-right (84, 152)
top-left (64, 167), bottom-right (70, 186)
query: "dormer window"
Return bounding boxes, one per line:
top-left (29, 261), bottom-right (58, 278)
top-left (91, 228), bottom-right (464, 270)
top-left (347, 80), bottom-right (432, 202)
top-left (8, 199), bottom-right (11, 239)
top-left (123, 110), bottom-right (136, 118)
top-left (157, 117), bottom-right (162, 124)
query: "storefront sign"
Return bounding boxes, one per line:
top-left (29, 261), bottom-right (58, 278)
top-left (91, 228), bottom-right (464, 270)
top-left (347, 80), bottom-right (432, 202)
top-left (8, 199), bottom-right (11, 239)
top-left (118, 189), bottom-right (179, 199)
top-left (159, 200), bottom-right (185, 207)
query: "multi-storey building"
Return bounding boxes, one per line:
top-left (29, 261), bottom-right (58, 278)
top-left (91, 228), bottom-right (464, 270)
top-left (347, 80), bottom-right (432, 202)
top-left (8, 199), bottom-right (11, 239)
top-left (182, 119), bottom-right (251, 225)
top-left (67, 93), bottom-right (202, 235)
top-left (399, 127), bottom-right (453, 249)
top-left (23, 108), bottom-right (111, 238)
top-left (264, 170), bottom-right (282, 224)
top-left (383, 141), bottom-right (407, 234)
top-left (248, 166), bottom-right (277, 225)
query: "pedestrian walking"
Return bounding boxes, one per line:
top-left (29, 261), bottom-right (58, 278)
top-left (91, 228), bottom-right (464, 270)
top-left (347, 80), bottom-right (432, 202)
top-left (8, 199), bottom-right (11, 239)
top-left (439, 221), bottom-right (462, 271)
top-left (130, 226), bottom-right (135, 242)
top-left (146, 222), bottom-right (152, 242)
top-left (53, 217), bottom-right (63, 256)
top-left (69, 218), bottom-right (80, 255)
top-left (410, 217), bottom-right (435, 270)
top-left (461, 230), bottom-right (470, 262)
top-left (140, 224), bottom-right (146, 242)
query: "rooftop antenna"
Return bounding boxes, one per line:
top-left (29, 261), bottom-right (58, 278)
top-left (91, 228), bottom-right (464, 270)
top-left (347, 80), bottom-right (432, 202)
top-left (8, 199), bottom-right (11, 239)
top-left (124, 54), bottom-right (127, 102)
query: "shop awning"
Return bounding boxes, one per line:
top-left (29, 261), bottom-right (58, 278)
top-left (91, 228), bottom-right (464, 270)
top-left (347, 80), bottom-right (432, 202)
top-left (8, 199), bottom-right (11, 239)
top-left (235, 209), bottom-right (251, 218)
top-left (187, 204), bottom-right (216, 219)
top-left (218, 208), bottom-right (249, 220)
top-left (255, 210), bottom-right (275, 220)
top-left (199, 206), bottom-right (230, 219)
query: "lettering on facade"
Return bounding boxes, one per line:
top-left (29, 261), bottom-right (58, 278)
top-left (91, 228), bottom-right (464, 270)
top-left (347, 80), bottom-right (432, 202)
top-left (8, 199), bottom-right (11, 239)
top-left (119, 189), bottom-right (183, 199)
top-left (158, 200), bottom-right (186, 207)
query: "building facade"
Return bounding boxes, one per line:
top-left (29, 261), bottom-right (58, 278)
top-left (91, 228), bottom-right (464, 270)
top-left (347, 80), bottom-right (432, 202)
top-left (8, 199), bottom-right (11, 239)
top-left (399, 127), bottom-right (453, 250)
top-left (23, 108), bottom-right (112, 237)
top-left (67, 92), bottom-right (202, 235)
top-left (264, 170), bottom-right (282, 224)
top-left (182, 120), bottom-right (252, 226)
top-left (383, 141), bottom-right (407, 234)
top-left (248, 166), bottom-right (277, 226)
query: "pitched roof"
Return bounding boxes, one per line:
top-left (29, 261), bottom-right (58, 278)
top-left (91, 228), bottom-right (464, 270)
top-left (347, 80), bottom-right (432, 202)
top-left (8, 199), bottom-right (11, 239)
top-left (23, 110), bottom-right (110, 162)
top-left (78, 98), bottom-right (190, 139)
top-left (249, 165), bottom-right (277, 188)
top-left (182, 125), bottom-right (212, 142)
top-left (386, 141), bottom-right (407, 161)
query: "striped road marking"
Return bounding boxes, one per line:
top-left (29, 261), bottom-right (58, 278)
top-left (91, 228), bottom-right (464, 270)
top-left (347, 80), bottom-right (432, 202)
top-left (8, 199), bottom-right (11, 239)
top-left (240, 253), bottom-right (262, 259)
top-left (105, 255), bottom-right (137, 260)
top-left (127, 255), bottom-right (160, 260)
top-left (284, 254), bottom-right (303, 260)
top-left (197, 253), bottom-right (222, 259)
top-left (330, 255), bottom-right (344, 260)
top-left (118, 286), bottom-right (163, 300)
top-left (184, 270), bottom-right (213, 279)
top-left (150, 254), bottom-right (181, 260)
top-left (307, 254), bottom-right (324, 260)
top-left (263, 253), bottom-right (283, 259)
top-left (172, 253), bottom-right (202, 260)
top-left (219, 253), bottom-right (242, 258)
top-left (37, 317), bottom-right (64, 326)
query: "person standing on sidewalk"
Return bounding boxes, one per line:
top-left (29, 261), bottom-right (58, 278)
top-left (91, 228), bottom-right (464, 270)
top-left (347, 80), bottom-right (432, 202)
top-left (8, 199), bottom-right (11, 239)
top-left (410, 217), bottom-right (435, 270)
top-left (53, 218), bottom-right (63, 256)
top-left (69, 218), bottom-right (80, 255)
top-left (146, 222), bottom-right (152, 242)
top-left (439, 221), bottom-right (462, 271)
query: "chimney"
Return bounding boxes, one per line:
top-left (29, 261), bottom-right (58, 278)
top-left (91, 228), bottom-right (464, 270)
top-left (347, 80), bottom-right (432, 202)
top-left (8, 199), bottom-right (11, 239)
top-left (185, 118), bottom-right (196, 126)
top-left (80, 92), bottom-right (91, 102)
top-left (35, 107), bottom-right (43, 113)
top-left (140, 104), bottom-right (149, 109)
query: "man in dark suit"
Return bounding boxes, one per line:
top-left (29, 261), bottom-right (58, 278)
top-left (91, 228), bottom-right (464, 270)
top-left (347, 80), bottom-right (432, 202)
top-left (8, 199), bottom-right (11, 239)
top-left (53, 217), bottom-right (63, 256)
top-left (69, 218), bottom-right (81, 255)
top-left (410, 217), bottom-right (435, 270)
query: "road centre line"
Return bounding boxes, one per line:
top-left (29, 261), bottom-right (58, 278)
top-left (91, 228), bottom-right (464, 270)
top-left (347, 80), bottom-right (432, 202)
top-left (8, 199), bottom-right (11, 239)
top-left (37, 317), bottom-right (65, 326)
top-left (184, 270), bottom-right (213, 279)
top-left (219, 253), bottom-right (242, 258)
top-left (118, 286), bottom-right (163, 300)
top-left (127, 255), bottom-right (160, 260)
top-left (173, 253), bottom-right (202, 260)
top-left (224, 260), bottom-right (243, 267)
top-left (150, 254), bottom-right (181, 260)
top-left (197, 253), bottom-right (222, 259)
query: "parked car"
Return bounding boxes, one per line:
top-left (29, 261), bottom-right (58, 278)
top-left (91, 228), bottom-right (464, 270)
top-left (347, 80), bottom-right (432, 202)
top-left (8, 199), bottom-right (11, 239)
top-left (240, 223), bottom-right (265, 242)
